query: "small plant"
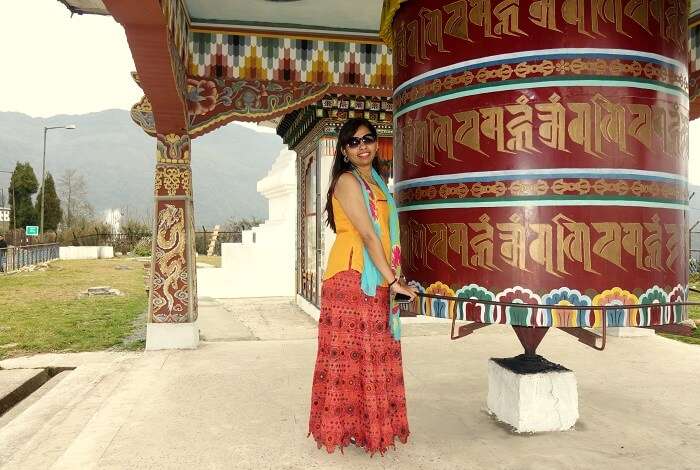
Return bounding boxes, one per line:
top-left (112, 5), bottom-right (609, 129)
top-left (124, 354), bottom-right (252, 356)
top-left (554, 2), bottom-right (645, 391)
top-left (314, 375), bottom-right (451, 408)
top-left (131, 237), bottom-right (152, 257)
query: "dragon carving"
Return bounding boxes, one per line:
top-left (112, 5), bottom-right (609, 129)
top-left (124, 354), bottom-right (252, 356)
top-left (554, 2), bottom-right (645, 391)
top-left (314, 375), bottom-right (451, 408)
top-left (152, 204), bottom-right (187, 321)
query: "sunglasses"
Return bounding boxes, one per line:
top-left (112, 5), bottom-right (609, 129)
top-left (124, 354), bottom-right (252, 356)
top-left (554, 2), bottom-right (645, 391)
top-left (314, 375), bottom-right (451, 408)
top-left (345, 133), bottom-right (377, 149)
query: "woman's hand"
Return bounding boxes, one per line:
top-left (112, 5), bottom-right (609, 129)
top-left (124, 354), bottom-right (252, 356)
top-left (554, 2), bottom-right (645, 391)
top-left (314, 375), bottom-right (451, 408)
top-left (390, 279), bottom-right (418, 301)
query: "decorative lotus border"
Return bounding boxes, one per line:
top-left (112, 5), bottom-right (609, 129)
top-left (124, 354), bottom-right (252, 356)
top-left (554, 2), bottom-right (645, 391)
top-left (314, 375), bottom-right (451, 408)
top-left (455, 284), bottom-right (494, 322)
top-left (425, 282), bottom-right (455, 319)
top-left (404, 281), bottom-right (689, 327)
top-left (495, 287), bottom-right (541, 326)
top-left (592, 287), bottom-right (639, 327)
top-left (541, 288), bottom-right (592, 327)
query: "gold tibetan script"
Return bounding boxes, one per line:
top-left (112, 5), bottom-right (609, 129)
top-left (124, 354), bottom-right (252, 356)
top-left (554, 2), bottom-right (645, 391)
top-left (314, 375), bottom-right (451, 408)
top-left (400, 95), bottom-right (687, 168)
top-left (498, 213), bottom-right (528, 270)
top-left (395, 0), bottom-right (686, 63)
top-left (469, 214), bottom-right (500, 270)
top-left (401, 213), bottom-right (684, 276)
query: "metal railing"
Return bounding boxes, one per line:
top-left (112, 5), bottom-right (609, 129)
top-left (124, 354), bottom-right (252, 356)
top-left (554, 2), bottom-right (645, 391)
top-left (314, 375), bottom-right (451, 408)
top-left (400, 291), bottom-right (700, 351)
top-left (0, 243), bottom-right (59, 273)
top-left (66, 230), bottom-right (245, 256)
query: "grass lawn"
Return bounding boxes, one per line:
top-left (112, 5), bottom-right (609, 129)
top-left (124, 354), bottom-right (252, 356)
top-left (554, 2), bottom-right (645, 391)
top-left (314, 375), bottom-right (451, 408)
top-left (0, 258), bottom-right (148, 360)
top-left (659, 289), bottom-right (700, 346)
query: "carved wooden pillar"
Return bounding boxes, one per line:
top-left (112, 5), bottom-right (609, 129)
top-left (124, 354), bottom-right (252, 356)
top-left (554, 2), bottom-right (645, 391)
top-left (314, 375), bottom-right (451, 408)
top-left (146, 132), bottom-right (198, 349)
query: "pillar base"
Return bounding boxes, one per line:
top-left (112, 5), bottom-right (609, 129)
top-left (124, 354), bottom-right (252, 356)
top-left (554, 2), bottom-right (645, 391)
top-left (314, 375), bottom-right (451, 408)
top-left (487, 356), bottom-right (578, 433)
top-left (146, 322), bottom-right (200, 350)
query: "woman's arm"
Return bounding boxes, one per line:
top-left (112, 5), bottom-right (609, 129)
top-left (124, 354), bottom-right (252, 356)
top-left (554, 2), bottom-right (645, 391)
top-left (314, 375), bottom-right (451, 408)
top-left (334, 173), bottom-right (396, 284)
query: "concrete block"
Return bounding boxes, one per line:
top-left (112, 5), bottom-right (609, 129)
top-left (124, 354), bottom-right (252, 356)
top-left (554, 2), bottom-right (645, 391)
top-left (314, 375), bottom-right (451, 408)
top-left (145, 322), bottom-right (199, 350)
top-left (58, 246), bottom-right (114, 260)
top-left (59, 246), bottom-right (116, 260)
top-left (98, 246), bottom-right (114, 259)
top-left (487, 359), bottom-right (578, 433)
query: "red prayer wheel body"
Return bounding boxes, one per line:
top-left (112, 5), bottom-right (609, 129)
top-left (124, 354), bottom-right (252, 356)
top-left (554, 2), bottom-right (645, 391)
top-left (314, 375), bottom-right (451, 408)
top-left (391, 0), bottom-right (690, 328)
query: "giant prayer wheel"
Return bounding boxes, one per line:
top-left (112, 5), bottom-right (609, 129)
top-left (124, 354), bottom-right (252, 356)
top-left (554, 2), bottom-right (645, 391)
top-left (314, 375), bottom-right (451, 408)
top-left (388, 0), bottom-right (690, 329)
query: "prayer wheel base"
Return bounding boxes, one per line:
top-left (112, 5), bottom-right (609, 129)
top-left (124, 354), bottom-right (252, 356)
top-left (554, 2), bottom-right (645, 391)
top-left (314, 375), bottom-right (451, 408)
top-left (512, 326), bottom-right (549, 357)
top-left (487, 358), bottom-right (578, 433)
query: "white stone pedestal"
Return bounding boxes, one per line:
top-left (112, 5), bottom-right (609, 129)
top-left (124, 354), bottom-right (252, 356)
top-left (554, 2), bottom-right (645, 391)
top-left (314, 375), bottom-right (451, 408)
top-left (487, 359), bottom-right (578, 433)
top-left (145, 322), bottom-right (199, 350)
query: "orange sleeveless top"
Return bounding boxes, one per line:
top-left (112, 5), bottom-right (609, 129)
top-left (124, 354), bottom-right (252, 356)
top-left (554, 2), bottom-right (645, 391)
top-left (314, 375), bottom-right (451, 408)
top-left (324, 183), bottom-right (391, 286)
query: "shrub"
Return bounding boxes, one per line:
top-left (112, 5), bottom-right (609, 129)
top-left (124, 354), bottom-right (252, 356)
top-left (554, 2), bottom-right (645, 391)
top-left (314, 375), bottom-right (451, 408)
top-left (132, 237), bottom-right (152, 257)
top-left (121, 217), bottom-right (151, 235)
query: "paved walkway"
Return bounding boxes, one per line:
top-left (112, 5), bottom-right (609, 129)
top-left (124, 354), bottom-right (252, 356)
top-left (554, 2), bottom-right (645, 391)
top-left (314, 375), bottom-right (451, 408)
top-left (0, 298), bottom-right (699, 469)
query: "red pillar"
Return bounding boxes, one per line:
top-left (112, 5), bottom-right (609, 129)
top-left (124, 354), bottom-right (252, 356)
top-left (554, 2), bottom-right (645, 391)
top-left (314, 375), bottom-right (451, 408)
top-left (149, 133), bottom-right (198, 326)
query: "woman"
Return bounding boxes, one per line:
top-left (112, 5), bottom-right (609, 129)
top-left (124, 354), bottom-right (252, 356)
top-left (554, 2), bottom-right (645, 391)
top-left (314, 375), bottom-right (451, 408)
top-left (308, 118), bottom-right (417, 455)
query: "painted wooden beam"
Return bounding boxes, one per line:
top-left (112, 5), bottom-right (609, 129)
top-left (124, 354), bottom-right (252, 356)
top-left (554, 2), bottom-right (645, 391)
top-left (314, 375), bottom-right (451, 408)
top-left (103, 0), bottom-right (188, 134)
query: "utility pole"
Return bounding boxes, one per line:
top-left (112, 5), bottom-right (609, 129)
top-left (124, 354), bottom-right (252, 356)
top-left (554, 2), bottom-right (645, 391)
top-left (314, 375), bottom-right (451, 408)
top-left (40, 125), bottom-right (76, 234)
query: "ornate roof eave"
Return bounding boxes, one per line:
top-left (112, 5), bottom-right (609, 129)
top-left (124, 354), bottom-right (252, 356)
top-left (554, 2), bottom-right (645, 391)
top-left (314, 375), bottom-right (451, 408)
top-left (56, 0), bottom-right (109, 16)
top-left (105, 0), bottom-right (190, 135)
top-left (132, 77), bottom-right (332, 138)
top-left (60, 0), bottom-right (397, 137)
top-left (277, 92), bottom-right (394, 148)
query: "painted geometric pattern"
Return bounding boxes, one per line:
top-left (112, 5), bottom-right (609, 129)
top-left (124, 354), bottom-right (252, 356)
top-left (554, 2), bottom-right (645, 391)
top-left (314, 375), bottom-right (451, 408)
top-left (396, 177), bottom-right (688, 210)
top-left (395, 53), bottom-right (689, 111)
top-left (189, 32), bottom-right (392, 88)
top-left (407, 281), bottom-right (688, 328)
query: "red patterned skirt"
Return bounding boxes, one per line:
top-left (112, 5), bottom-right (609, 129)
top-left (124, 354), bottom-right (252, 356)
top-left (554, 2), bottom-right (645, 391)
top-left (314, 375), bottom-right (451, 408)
top-left (308, 269), bottom-right (410, 455)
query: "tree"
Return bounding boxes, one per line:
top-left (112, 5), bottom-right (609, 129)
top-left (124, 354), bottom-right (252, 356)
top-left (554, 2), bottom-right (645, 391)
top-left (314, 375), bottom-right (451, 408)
top-left (120, 216), bottom-right (151, 235)
top-left (58, 169), bottom-right (93, 229)
top-left (35, 172), bottom-right (62, 231)
top-left (8, 162), bottom-right (39, 229)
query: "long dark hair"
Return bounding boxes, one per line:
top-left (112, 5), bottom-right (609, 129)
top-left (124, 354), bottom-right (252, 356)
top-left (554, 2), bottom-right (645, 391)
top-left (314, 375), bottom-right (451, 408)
top-left (325, 118), bottom-right (382, 232)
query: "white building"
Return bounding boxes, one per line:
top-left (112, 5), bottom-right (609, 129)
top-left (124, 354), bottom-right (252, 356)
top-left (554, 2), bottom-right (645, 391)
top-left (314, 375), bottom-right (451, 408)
top-left (197, 98), bottom-right (394, 319)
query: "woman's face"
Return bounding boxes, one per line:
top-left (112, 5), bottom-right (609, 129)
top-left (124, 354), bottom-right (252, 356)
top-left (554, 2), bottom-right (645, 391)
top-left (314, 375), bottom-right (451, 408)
top-left (343, 125), bottom-right (377, 169)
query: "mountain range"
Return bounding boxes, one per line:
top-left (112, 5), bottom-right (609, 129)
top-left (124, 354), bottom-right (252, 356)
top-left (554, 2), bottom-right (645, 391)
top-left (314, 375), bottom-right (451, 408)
top-left (0, 110), bottom-right (285, 227)
top-left (1, 109), bottom-right (699, 230)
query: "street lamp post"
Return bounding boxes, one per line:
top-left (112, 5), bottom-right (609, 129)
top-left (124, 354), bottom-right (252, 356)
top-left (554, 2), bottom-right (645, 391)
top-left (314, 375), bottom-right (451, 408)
top-left (41, 124), bottom-right (76, 234)
top-left (0, 170), bottom-right (15, 230)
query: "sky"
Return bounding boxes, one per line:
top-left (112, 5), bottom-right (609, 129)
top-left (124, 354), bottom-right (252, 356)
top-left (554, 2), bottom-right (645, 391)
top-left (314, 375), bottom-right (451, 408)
top-left (0, 0), bottom-right (273, 134)
top-left (0, 0), bottom-right (697, 176)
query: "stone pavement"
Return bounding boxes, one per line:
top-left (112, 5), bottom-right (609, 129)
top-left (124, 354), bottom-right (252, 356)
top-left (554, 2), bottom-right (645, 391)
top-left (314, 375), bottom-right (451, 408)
top-left (0, 298), bottom-right (699, 469)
